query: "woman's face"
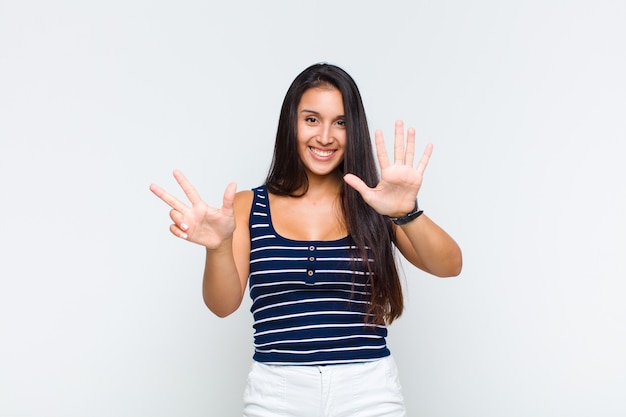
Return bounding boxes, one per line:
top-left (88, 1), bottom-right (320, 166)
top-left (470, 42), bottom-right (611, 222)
top-left (296, 86), bottom-right (347, 180)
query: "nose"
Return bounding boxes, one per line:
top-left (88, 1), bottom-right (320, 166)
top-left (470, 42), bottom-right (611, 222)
top-left (317, 125), bottom-right (334, 145)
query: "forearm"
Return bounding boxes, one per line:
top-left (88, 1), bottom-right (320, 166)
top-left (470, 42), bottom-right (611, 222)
top-left (397, 214), bottom-right (462, 277)
top-left (202, 239), bottom-right (246, 317)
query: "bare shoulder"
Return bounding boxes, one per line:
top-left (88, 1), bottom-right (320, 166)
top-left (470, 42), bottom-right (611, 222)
top-left (233, 189), bottom-right (254, 224)
top-left (231, 189), bottom-right (253, 286)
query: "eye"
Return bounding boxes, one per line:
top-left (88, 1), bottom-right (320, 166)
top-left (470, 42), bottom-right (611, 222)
top-left (305, 116), bottom-right (318, 124)
top-left (336, 119), bottom-right (346, 127)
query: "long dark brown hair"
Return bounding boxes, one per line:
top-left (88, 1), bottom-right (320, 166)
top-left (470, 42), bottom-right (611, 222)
top-left (264, 63), bottom-right (403, 324)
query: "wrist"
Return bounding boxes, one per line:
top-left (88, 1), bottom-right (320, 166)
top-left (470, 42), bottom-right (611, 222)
top-left (204, 236), bottom-right (234, 252)
top-left (390, 200), bottom-right (423, 225)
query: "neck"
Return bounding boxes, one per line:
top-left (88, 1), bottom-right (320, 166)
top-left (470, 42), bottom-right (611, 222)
top-left (302, 171), bottom-right (343, 197)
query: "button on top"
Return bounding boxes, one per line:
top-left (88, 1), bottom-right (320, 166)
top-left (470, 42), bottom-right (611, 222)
top-left (306, 246), bottom-right (316, 279)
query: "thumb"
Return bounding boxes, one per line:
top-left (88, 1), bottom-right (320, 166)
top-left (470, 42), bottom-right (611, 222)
top-left (343, 173), bottom-right (371, 197)
top-left (221, 182), bottom-right (238, 215)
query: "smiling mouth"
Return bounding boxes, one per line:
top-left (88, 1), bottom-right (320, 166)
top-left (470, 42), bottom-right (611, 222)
top-left (309, 147), bottom-right (335, 157)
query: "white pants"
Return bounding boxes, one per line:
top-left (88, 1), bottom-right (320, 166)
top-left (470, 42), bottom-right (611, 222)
top-left (243, 356), bottom-right (406, 417)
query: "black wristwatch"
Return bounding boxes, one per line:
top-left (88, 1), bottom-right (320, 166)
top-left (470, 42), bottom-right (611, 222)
top-left (390, 200), bottom-right (424, 225)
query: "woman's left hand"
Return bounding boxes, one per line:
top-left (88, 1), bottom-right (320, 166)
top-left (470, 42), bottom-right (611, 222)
top-left (343, 120), bottom-right (433, 218)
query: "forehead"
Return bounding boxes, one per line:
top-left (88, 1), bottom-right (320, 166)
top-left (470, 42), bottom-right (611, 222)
top-left (298, 87), bottom-right (344, 112)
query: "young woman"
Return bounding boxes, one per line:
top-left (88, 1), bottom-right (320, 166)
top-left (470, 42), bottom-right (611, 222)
top-left (150, 63), bottom-right (462, 416)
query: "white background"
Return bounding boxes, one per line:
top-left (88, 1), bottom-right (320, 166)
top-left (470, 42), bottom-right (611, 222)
top-left (1, 1), bottom-right (625, 416)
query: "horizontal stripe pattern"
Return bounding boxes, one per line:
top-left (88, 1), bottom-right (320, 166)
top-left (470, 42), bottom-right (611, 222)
top-left (248, 186), bottom-right (389, 365)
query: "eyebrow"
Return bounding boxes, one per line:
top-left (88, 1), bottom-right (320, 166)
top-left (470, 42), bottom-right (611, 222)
top-left (300, 109), bottom-right (345, 118)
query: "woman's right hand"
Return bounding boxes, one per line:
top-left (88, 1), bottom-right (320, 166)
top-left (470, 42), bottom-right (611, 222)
top-left (149, 170), bottom-right (237, 249)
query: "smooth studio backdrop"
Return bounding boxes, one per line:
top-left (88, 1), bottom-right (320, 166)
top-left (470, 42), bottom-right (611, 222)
top-left (1, 1), bottom-right (625, 416)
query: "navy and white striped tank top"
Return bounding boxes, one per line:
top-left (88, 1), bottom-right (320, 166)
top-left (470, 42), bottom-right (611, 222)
top-left (248, 186), bottom-right (390, 365)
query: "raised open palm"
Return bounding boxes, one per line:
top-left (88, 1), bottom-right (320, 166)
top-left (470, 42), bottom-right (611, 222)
top-left (343, 120), bottom-right (433, 218)
top-left (149, 170), bottom-right (237, 248)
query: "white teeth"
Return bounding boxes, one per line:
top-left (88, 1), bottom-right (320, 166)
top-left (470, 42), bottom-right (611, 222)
top-left (310, 147), bottom-right (334, 157)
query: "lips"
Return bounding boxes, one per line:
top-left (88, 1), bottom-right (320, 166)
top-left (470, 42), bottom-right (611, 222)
top-left (309, 147), bottom-right (335, 158)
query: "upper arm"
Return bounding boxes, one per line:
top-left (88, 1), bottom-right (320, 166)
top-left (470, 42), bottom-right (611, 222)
top-left (232, 190), bottom-right (253, 293)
